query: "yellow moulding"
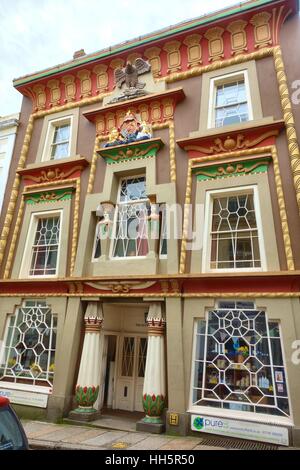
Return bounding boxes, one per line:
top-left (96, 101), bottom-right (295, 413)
top-left (0, 292), bottom-right (299, 298)
top-left (0, 46), bottom-right (300, 273)
top-left (179, 146), bottom-right (295, 273)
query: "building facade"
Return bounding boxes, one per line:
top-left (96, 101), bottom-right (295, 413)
top-left (0, 113), bottom-right (19, 213)
top-left (0, 0), bottom-right (300, 446)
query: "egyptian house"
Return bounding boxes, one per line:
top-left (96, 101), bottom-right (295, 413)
top-left (0, 0), bottom-right (300, 446)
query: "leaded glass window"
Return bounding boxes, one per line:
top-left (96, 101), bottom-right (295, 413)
top-left (0, 300), bottom-right (57, 389)
top-left (121, 337), bottom-right (135, 377)
top-left (50, 123), bottom-right (70, 159)
top-left (138, 338), bottom-right (148, 378)
top-left (192, 302), bottom-right (290, 417)
top-left (210, 193), bottom-right (261, 269)
top-left (215, 79), bottom-right (249, 127)
top-left (112, 177), bottom-right (149, 258)
top-left (159, 204), bottom-right (168, 257)
top-left (29, 216), bottom-right (60, 276)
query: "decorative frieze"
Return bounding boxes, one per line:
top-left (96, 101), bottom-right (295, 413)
top-left (183, 34), bottom-right (202, 68)
top-left (61, 75), bottom-right (76, 102)
top-left (250, 12), bottom-right (272, 48)
top-left (25, 188), bottom-right (73, 204)
top-left (163, 41), bottom-right (181, 73)
top-left (47, 79), bottom-right (61, 107)
top-left (194, 158), bottom-right (270, 181)
top-left (109, 58), bottom-right (125, 71)
top-left (204, 27), bottom-right (224, 62)
top-left (144, 47), bottom-right (161, 77)
top-left (77, 69), bottom-right (92, 98)
top-left (227, 20), bottom-right (248, 55)
top-left (32, 84), bottom-right (46, 111)
top-left (93, 64), bottom-right (109, 94)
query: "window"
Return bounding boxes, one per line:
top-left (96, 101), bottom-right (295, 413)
top-left (159, 204), bottom-right (168, 258)
top-left (191, 301), bottom-right (290, 418)
top-left (203, 187), bottom-right (265, 271)
top-left (0, 300), bottom-right (57, 389)
top-left (42, 117), bottom-right (72, 161)
top-left (111, 177), bottom-right (149, 258)
top-left (29, 216), bottom-right (61, 276)
top-left (92, 221), bottom-right (102, 260)
top-left (209, 71), bottom-right (252, 128)
top-left (50, 123), bottom-right (70, 159)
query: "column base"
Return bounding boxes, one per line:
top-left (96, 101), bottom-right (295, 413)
top-left (68, 408), bottom-right (101, 422)
top-left (136, 416), bottom-right (165, 434)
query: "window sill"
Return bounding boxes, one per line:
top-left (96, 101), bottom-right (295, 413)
top-left (187, 406), bottom-right (293, 427)
top-left (0, 381), bottom-right (52, 395)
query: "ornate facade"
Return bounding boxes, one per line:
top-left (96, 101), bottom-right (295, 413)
top-left (1, 0), bottom-right (300, 446)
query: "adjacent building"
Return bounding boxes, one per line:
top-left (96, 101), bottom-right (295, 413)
top-left (0, 113), bottom-right (19, 213)
top-left (0, 0), bottom-right (300, 446)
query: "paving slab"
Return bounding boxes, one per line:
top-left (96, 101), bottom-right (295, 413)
top-left (23, 422), bottom-right (63, 439)
top-left (62, 427), bottom-right (107, 444)
top-left (29, 438), bottom-right (103, 450)
top-left (83, 430), bottom-right (129, 447)
top-left (91, 416), bottom-right (138, 432)
top-left (159, 438), bottom-right (203, 450)
top-left (129, 435), bottom-right (172, 450)
top-left (33, 426), bottom-right (84, 442)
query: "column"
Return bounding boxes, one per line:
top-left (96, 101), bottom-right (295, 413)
top-left (137, 302), bottom-right (166, 432)
top-left (71, 302), bottom-right (103, 421)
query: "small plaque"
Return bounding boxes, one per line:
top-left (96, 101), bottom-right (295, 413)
top-left (169, 413), bottom-right (179, 426)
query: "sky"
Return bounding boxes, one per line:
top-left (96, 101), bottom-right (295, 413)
top-left (0, 0), bottom-right (240, 116)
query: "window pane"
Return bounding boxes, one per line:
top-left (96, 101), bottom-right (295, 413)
top-left (53, 124), bottom-right (70, 144)
top-left (210, 193), bottom-right (260, 270)
top-left (0, 301), bottom-right (57, 388)
top-left (112, 178), bottom-right (149, 258)
top-left (51, 142), bottom-right (69, 159)
top-left (192, 311), bottom-right (290, 416)
top-left (30, 217), bottom-right (60, 276)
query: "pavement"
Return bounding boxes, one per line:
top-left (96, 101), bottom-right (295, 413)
top-left (22, 420), bottom-right (296, 451)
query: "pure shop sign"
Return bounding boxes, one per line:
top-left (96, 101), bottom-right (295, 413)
top-left (0, 387), bottom-right (49, 408)
top-left (191, 414), bottom-right (289, 446)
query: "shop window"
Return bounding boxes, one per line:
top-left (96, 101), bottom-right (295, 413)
top-left (203, 187), bottom-right (265, 272)
top-left (191, 302), bottom-right (290, 417)
top-left (42, 117), bottom-right (72, 161)
top-left (111, 176), bottom-right (150, 258)
top-left (209, 71), bottom-right (252, 128)
top-left (0, 300), bottom-right (57, 390)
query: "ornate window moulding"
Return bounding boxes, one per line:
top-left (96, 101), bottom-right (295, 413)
top-left (176, 120), bottom-right (284, 157)
top-left (194, 157), bottom-right (271, 181)
top-left (17, 155), bottom-right (89, 186)
top-left (97, 138), bottom-right (164, 164)
top-left (24, 188), bottom-right (74, 205)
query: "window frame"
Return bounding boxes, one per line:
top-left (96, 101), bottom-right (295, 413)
top-left (41, 115), bottom-right (73, 162)
top-left (202, 185), bottom-right (266, 273)
top-left (0, 300), bottom-right (57, 394)
top-left (208, 70), bottom-right (253, 130)
top-left (188, 304), bottom-right (293, 426)
top-left (109, 174), bottom-right (150, 260)
top-left (19, 210), bottom-right (63, 279)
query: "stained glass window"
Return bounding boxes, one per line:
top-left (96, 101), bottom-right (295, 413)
top-left (0, 300), bottom-right (57, 389)
top-left (192, 302), bottom-right (290, 417)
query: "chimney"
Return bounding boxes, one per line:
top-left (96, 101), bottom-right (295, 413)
top-left (73, 49), bottom-right (86, 60)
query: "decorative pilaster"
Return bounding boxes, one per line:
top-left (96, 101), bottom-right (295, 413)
top-left (71, 302), bottom-right (103, 421)
top-left (137, 303), bottom-right (166, 433)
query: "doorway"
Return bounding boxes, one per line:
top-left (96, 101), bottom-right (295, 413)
top-left (102, 334), bottom-right (147, 412)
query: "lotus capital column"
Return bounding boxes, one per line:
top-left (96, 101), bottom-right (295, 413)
top-left (142, 302), bottom-right (166, 426)
top-left (73, 302), bottom-right (103, 420)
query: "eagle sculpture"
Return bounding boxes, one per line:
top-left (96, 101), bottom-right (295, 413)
top-left (114, 58), bottom-right (151, 89)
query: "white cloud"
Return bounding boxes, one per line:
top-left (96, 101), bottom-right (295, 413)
top-left (0, 0), bottom-right (238, 115)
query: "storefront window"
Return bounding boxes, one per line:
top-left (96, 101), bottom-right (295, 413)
top-left (192, 301), bottom-right (290, 417)
top-left (0, 300), bottom-right (57, 388)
